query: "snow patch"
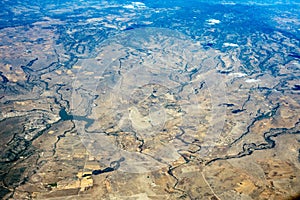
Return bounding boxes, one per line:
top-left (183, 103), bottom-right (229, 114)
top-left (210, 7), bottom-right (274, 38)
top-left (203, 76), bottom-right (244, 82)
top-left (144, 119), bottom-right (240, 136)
top-left (223, 43), bottom-right (239, 47)
top-left (123, 2), bottom-right (146, 9)
top-left (221, 2), bottom-right (236, 5)
top-left (228, 73), bottom-right (247, 77)
top-left (206, 19), bottom-right (221, 25)
top-left (123, 5), bottom-right (135, 9)
top-left (245, 79), bottom-right (261, 83)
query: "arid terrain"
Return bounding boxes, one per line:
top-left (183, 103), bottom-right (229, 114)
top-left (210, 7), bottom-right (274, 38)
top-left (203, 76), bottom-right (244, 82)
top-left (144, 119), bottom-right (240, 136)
top-left (0, 1), bottom-right (299, 199)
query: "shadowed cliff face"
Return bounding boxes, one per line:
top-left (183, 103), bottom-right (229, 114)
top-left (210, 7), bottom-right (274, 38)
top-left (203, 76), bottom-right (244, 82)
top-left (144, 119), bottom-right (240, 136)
top-left (288, 193), bottom-right (300, 200)
top-left (0, 0), bottom-right (299, 199)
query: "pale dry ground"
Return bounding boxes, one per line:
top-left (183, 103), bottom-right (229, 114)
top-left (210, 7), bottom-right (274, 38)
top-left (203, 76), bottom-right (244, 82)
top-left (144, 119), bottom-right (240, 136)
top-left (0, 20), bottom-right (299, 200)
